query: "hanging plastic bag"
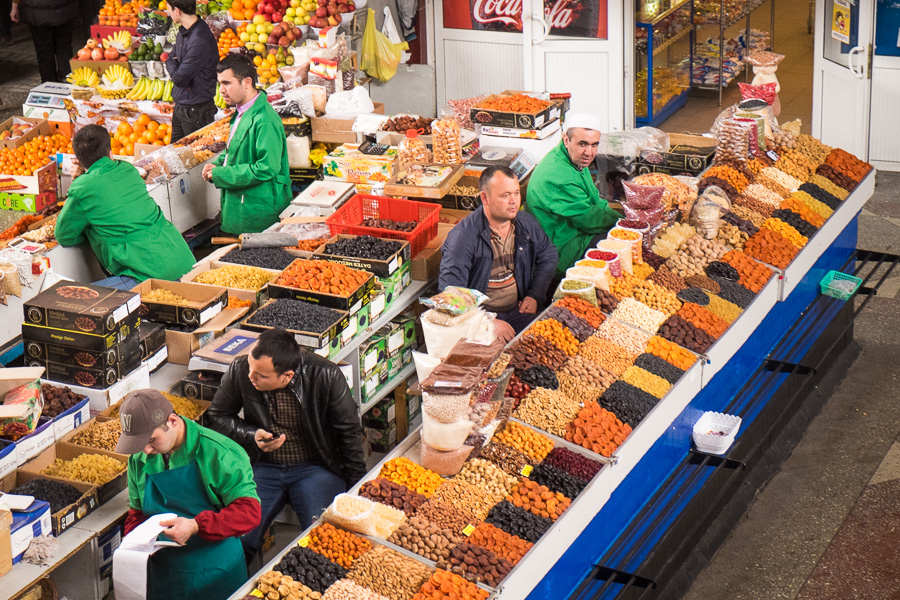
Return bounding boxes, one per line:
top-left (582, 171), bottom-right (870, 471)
top-left (360, 8), bottom-right (408, 82)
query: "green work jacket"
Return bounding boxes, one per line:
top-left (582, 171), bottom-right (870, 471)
top-left (211, 92), bottom-right (292, 234)
top-left (525, 141), bottom-right (623, 277)
top-left (127, 417), bottom-right (259, 514)
top-left (56, 157), bottom-right (195, 282)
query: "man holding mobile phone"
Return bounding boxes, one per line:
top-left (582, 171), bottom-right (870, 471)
top-left (205, 328), bottom-right (366, 569)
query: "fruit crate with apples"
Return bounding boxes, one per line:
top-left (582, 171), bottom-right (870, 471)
top-left (0, 118), bottom-right (50, 151)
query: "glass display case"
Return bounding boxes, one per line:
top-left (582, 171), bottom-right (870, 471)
top-left (635, 0), bottom-right (693, 126)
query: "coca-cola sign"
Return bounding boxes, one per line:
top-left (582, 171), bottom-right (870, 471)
top-left (443, 0), bottom-right (607, 38)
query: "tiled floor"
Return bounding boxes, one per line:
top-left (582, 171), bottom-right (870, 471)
top-left (660, 0), bottom-right (814, 136)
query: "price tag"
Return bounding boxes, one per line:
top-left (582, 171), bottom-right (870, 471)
top-left (766, 150), bottom-right (779, 161)
top-left (520, 465), bottom-right (533, 477)
top-left (250, 589), bottom-right (264, 598)
top-left (462, 524), bottom-right (475, 536)
top-left (297, 535), bottom-right (311, 547)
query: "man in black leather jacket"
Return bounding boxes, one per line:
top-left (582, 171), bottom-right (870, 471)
top-left (205, 328), bottom-right (366, 567)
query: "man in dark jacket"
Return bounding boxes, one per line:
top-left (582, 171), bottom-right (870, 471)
top-left (164, 0), bottom-right (218, 141)
top-left (11, 0), bottom-right (76, 82)
top-left (439, 165), bottom-right (558, 343)
top-left (205, 328), bottom-right (367, 568)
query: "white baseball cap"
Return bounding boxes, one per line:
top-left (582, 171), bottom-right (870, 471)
top-left (564, 113), bottom-right (602, 133)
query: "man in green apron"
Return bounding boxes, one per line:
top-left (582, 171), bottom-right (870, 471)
top-left (116, 389), bottom-right (261, 600)
top-left (56, 125), bottom-right (196, 290)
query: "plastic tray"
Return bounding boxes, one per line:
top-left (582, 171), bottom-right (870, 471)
top-left (325, 194), bottom-right (441, 256)
top-left (692, 411), bottom-right (741, 455)
top-left (820, 270), bottom-right (862, 301)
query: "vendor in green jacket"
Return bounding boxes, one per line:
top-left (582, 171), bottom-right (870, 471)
top-left (56, 124), bottom-right (196, 290)
top-left (202, 53), bottom-right (291, 235)
top-left (525, 113), bottom-right (623, 278)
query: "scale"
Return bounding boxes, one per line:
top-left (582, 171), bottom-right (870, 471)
top-left (7, 238), bottom-right (46, 254)
top-left (465, 146), bottom-right (536, 180)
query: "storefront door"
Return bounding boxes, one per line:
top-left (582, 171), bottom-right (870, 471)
top-left (867, 0), bottom-right (900, 170)
top-left (812, 0), bottom-right (874, 158)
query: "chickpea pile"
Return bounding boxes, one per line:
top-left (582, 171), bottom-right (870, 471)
top-left (631, 280), bottom-right (683, 317)
top-left (527, 318), bottom-right (580, 356)
top-left (493, 422), bottom-right (555, 463)
top-left (379, 458), bottom-right (445, 497)
top-left (307, 523), bottom-right (372, 569)
top-left (506, 478), bottom-right (571, 521)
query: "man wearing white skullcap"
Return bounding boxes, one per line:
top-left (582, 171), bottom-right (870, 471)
top-left (525, 113), bottom-right (622, 277)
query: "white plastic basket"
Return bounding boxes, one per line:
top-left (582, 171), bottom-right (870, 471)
top-left (692, 411), bottom-right (741, 454)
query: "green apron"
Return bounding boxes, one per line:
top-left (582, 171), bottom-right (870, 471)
top-left (144, 461), bottom-right (248, 600)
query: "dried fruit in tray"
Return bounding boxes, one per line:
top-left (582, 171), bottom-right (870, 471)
top-left (564, 400), bottom-right (631, 457)
top-left (478, 93), bottom-right (551, 113)
top-left (275, 259), bottom-right (371, 296)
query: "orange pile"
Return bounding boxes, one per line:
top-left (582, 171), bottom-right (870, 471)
top-left (506, 478), bottom-right (570, 521)
top-left (527, 318), bottom-right (579, 356)
top-left (274, 259), bottom-right (371, 296)
top-left (412, 569), bottom-right (489, 600)
top-left (98, 0), bottom-right (139, 26)
top-left (227, 297), bottom-right (253, 309)
top-left (254, 54), bottom-right (282, 86)
top-left (720, 250), bottom-right (773, 293)
top-left (677, 303), bottom-right (729, 339)
top-left (217, 26), bottom-right (244, 60)
top-left (0, 134), bottom-right (72, 176)
top-left (554, 297), bottom-right (605, 328)
top-left (646, 335), bottom-right (697, 370)
top-left (111, 115), bottom-right (172, 156)
top-left (306, 523), bottom-right (372, 568)
top-left (228, 0), bottom-right (256, 21)
top-left (564, 401), bottom-right (631, 457)
top-left (493, 422), bottom-right (554, 463)
top-left (467, 522), bottom-right (532, 565)
top-left (378, 457), bottom-right (444, 497)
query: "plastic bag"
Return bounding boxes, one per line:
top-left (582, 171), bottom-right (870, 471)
top-left (630, 127), bottom-right (670, 152)
top-left (324, 87), bottom-right (376, 117)
top-left (360, 8), bottom-right (408, 83)
top-left (421, 442), bottom-right (474, 476)
top-left (622, 181), bottom-right (665, 225)
top-left (286, 134), bottom-right (311, 168)
top-left (421, 286), bottom-right (486, 315)
top-left (738, 82), bottom-right (777, 106)
top-left (422, 411), bottom-right (475, 451)
top-left (691, 186), bottom-right (732, 239)
top-left (552, 278), bottom-right (598, 305)
top-left (321, 493), bottom-right (377, 535)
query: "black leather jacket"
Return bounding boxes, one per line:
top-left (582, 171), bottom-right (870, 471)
top-left (20, 0), bottom-right (78, 27)
top-left (205, 353), bottom-right (368, 486)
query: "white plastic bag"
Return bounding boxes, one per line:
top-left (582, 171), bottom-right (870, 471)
top-left (324, 86), bottom-right (375, 118)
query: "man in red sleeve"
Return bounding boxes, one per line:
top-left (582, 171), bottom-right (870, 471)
top-left (117, 390), bottom-right (261, 600)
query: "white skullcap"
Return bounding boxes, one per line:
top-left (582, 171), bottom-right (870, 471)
top-left (564, 113), bottom-right (602, 133)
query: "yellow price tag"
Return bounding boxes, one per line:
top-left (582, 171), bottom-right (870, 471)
top-left (520, 465), bottom-right (533, 477)
top-left (462, 524), bottom-right (476, 536)
top-left (297, 535), bottom-right (311, 547)
top-left (250, 590), bottom-right (264, 598)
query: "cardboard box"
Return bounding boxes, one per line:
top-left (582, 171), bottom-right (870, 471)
top-left (48, 362), bottom-right (151, 412)
top-left (144, 344), bottom-right (168, 373)
top-left (470, 92), bottom-right (563, 130)
top-left (26, 345), bottom-right (142, 390)
top-left (282, 116), bottom-right (312, 137)
top-left (22, 311), bottom-right (140, 352)
top-left (0, 191), bottom-right (57, 213)
top-left (97, 525), bottom-right (121, 595)
top-left (134, 279), bottom-right (228, 326)
top-left (321, 143), bottom-right (397, 185)
top-left (364, 422), bottom-right (396, 453)
top-left (23, 281), bottom-right (140, 336)
top-left (312, 102), bottom-right (384, 144)
top-left (268, 258), bottom-right (375, 313)
top-left (0, 441), bottom-right (18, 480)
top-left (164, 307), bottom-right (250, 365)
top-left (180, 370), bottom-right (222, 402)
top-left (138, 322), bottom-right (167, 362)
top-left (0, 160), bottom-right (58, 201)
top-left (0, 117), bottom-right (51, 150)
top-left (181, 260), bottom-right (280, 306)
top-left (0, 509), bottom-right (11, 576)
top-left (391, 313), bottom-right (417, 351)
top-left (22, 336), bottom-right (140, 369)
top-left (188, 328), bottom-right (259, 373)
top-left (410, 245), bottom-right (441, 281)
top-left (478, 119), bottom-right (562, 140)
top-left (68, 58), bottom-right (132, 78)
top-left (0, 368), bottom-right (45, 439)
top-left (638, 133), bottom-right (716, 174)
top-left (359, 335), bottom-right (386, 376)
top-left (10, 499), bottom-right (50, 564)
top-left (242, 299), bottom-right (347, 350)
top-left (378, 261), bottom-right (411, 308)
top-left (15, 417), bottom-right (55, 465)
top-left (314, 234), bottom-right (411, 278)
top-left (361, 364), bottom-right (387, 406)
top-left (368, 285), bottom-right (386, 322)
top-left (1, 471), bottom-right (99, 536)
top-left (20, 443), bottom-right (127, 504)
top-left (51, 397), bottom-right (91, 441)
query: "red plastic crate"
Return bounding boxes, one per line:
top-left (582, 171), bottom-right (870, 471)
top-left (325, 194), bottom-right (441, 256)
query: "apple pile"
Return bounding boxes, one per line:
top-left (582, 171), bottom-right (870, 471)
top-left (74, 38), bottom-right (127, 61)
top-left (308, 0), bottom-right (354, 29)
top-left (268, 23), bottom-right (305, 46)
top-left (254, 0), bottom-right (289, 22)
top-left (284, 0), bottom-right (315, 25)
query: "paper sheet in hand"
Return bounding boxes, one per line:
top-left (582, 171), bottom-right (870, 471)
top-left (112, 512), bottom-right (178, 600)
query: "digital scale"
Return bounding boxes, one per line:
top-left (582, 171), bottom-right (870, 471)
top-left (465, 146), bottom-right (536, 180)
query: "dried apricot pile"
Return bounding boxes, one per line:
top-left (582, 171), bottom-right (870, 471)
top-left (720, 250), bottom-right (773, 293)
top-left (677, 303), bottom-right (729, 339)
top-left (527, 319), bottom-right (580, 355)
top-left (493, 422), bottom-right (555, 463)
top-left (378, 457), bottom-right (445, 497)
top-left (506, 478), bottom-right (571, 521)
top-left (646, 335), bottom-right (697, 369)
top-left (824, 148), bottom-right (872, 183)
top-left (466, 522), bottom-right (533, 565)
top-left (412, 569), bottom-right (489, 600)
top-left (554, 297), bottom-right (605, 328)
top-left (275, 259), bottom-right (370, 296)
top-left (307, 523), bottom-right (372, 568)
top-left (744, 228), bottom-right (800, 269)
top-left (564, 401), bottom-right (631, 457)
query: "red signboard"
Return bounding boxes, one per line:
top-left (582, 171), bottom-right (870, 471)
top-left (443, 0), bottom-right (607, 38)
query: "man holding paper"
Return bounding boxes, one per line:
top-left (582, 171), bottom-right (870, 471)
top-left (116, 389), bottom-right (261, 600)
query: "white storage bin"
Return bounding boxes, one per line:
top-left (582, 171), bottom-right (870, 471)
top-left (692, 411), bottom-right (741, 454)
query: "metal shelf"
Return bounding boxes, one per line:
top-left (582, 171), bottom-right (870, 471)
top-left (653, 26), bottom-right (692, 56)
top-left (637, 0), bottom-right (692, 26)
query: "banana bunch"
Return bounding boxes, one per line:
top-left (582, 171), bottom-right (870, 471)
top-left (67, 67), bottom-right (100, 88)
top-left (98, 87), bottom-right (131, 99)
top-left (214, 83), bottom-right (226, 109)
top-left (103, 30), bottom-right (132, 50)
top-left (101, 64), bottom-right (134, 88)
top-left (127, 77), bottom-right (174, 101)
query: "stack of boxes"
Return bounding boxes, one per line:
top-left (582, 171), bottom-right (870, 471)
top-left (363, 376), bottom-right (422, 454)
top-left (21, 282), bottom-right (146, 411)
top-left (358, 311), bottom-right (417, 408)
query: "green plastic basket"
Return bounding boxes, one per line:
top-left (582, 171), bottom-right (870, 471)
top-left (820, 270), bottom-right (863, 301)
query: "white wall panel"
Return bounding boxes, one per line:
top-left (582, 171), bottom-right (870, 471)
top-left (869, 66), bottom-right (900, 164)
top-left (441, 39), bottom-right (524, 104)
top-left (543, 51), bottom-right (611, 131)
